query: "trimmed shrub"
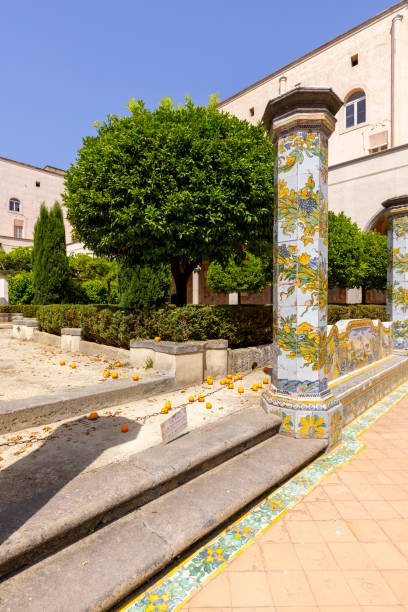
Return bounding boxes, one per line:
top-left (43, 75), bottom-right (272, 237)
top-left (328, 304), bottom-right (387, 325)
top-left (0, 304), bottom-right (39, 317)
top-left (8, 272), bottom-right (34, 304)
top-left (117, 262), bottom-right (170, 309)
top-left (81, 280), bottom-right (109, 304)
top-left (134, 305), bottom-right (273, 348)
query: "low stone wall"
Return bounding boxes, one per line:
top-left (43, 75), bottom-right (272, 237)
top-left (227, 344), bottom-right (273, 374)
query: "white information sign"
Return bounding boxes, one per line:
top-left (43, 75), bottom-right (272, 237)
top-left (161, 406), bottom-right (188, 444)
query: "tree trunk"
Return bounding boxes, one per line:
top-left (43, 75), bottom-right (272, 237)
top-left (238, 292), bottom-right (242, 305)
top-left (362, 286), bottom-right (367, 305)
top-left (171, 258), bottom-right (197, 306)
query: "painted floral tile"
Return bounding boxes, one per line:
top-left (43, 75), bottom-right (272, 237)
top-left (120, 381), bottom-right (408, 612)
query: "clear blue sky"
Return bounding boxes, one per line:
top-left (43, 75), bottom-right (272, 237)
top-left (1, 0), bottom-right (396, 170)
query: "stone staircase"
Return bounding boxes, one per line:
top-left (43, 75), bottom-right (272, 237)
top-left (0, 406), bottom-right (326, 611)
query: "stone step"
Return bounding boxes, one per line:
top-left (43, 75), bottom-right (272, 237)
top-left (0, 406), bottom-right (281, 579)
top-left (0, 434), bottom-right (326, 612)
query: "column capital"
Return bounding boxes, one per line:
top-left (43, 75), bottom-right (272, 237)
top-left (392, 13), bottom-right (403, 24)
top-left (262, 87), bottom-right (343, 137)
top-left (382, 195), bottom-right (408, 217)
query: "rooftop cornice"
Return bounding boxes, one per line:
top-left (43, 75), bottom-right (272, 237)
top-left (0, 155), bottom-right (66, 177)
top-left (217, 0), bottom-right (408, 109)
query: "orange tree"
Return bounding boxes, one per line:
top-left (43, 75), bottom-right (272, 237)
top-left (63, 95), bottom-right (274, 306)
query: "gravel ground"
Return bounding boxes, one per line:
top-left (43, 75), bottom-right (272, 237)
top-left (0, 328), bottom-right (155, 401)
top-left (0, 328), bottom-right (270, 473)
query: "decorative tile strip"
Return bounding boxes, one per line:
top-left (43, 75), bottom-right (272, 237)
top-left (120, 380), bottom-right (408, 612)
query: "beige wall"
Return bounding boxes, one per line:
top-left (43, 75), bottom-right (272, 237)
top-left (328, 144), bottom-right (408, 230)
top-left (219, 1), bottom-right (408, 167)
top-left (0, 157), bottom-right (70, 244)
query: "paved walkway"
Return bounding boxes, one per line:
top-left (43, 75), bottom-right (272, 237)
top-left (180, 390), bottom-right (408, 611)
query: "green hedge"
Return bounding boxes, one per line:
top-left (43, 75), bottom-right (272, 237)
top-left (0, 304), bottom-right (40, 317)
top-left (328, 304), bottom-right (388, 324)
top-left (2, 303), bottom-right (388, 348)
top-left (134, 305), bottom-right (273, 348)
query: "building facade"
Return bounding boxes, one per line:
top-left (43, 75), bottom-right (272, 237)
top-left (218, 1), bottom-right (408, 234)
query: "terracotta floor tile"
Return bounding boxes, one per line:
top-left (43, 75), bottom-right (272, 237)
top-left (228, 543), bottom-right (264, 572)
top-left (260, 521), bottom-right (290, 543)
top-left (378, 519), bottom-right (408, 542)
top-left (232, 608), bottom-right (275, 612)
top-left (323, 483), bottom-right (355, 501)
top-left (285, 520), bottom-right (324, 543)
top-left (275, 607), bottom-right (319, 612)
top-left (364, 471), bottom-right (394, 485)
top-left (383, 470), bottom-right (408, 485)
top-left (305, 501), bottom-right (341, 521)
top-left (361, 607), bottom-right (405, 612)
top-left (389, 500), bottom-right (408, 518)
top-left (333, 500), bottom-right (369, 520)
top-left (347, 519), bottom-right (389, 542)
top-left (306, 570), bottom-right (358, 606)
top-left (375, 485), bottom-right (408, 501)
top-left (344, 570), bottom-right (399, 605)
top-left (323, 473), bottom-right (343, 485)
top-left (283, 502), bottom-right (312, 521)
top-left (294, 541), bottom-right (338, 570)
top-left (328, 542), bottom-right (376, 570)
top-left (315, 519), bottom-right (357, 542)
top-left (319, 607), bottom-right (362, 612)
top-left (259, 542), bottom-right (301, 570)
top-left (267, 570), bottom-right (316, 606)
top-left (361, 500), bottom-right (401, 520)
top-left (363, 542), bottom-right (408, 569)
top-left (396, 542), bottom-right (408, 558)
top-left (188, 573), bottom-right (231, 607)
top-left (304, 486), bottom-right (329, 502)
top-left (347, 484), bottom-right (384, 502)
top-left (229, 571), bottom-right (273, 607)
top-left (187, 608), bottom-right (231, 612)
top-left (382, 569), bottom-right (408, 604)
top-left (339, 472), bottom-right (369, 485)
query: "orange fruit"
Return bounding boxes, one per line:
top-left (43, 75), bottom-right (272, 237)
top-left (59, 360), bottom-right (65, 366)
top-left (121, 425), bottom-right (128, 433)
top-left (220, 379), bottom-right (227, 385)
top-left (206, 402), bottom-right (212, 409)
top-left (227, 374), bottom-right (232, 380)
top-left (132, 374), bottom-right (139, 381)
top-left (164, 401), bottom-right (171, 410)
top-left (237, 374), bottom-right (243, 380)
top-left (89, 412), bottom-right (99, 420)
top-left (238, 387), bottom-right (244, 394)
top-left (263, 378), bottom-right (269, 384)
top-left (111, 372), bottom-right (119, 379)
top-left (115, 361), bottom-right (121, 367)
top-left (207, 378), bottom-right (213, 385)
top-left (228, 383), bottom-right (234, 389)
top-left (70, 363), bottom-right (77, 369)
top-left (263, 366), bottom-right (269, 373)
top-left (103, 370), bottom-right (110, 378)
top-left (161, 407), bottom-right (169, 414)
top-left (198, 395), bottom-right (205, 402)
top-left (188, 396), bottom-right (195, 402)
top-left (233, 375), bottom-right (240, 381)
top-left (252, 384), bottom-right (258, 391)
top-left (154, 336), bottom-right (161, 342)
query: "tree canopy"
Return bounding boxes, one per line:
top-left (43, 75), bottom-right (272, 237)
top-left (0, 247), bottom-right (32, 272)
top-left (207, 252), bottom-right (270, 301)
top-left (63, 95), bottom-right (275, 304)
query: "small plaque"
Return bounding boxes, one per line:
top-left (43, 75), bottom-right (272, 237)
top-left (161, 406), bottom-right (188, 444)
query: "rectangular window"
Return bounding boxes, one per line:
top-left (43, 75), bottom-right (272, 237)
top-left (346, 104), bottom-right (354, 128)
top-left (9, 200), bottom-right (20, 212)
top-left (14, 225), bottom-right (23, 239)
top-left (351, 54), bottom-right (359, 67)
top-left (357, 98), bottom-right (366, 124)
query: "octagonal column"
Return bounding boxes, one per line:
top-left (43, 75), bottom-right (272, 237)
top-left (261, 87), bottom-right (343, 446)
top-left (383, 196), bottom-right (408, 351)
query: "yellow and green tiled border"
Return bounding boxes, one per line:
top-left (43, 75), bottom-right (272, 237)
top-left (119, 380), bottom-right (408, 612)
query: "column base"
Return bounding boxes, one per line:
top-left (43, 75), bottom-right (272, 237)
top-left (261, 389), bottom-right (342, 447)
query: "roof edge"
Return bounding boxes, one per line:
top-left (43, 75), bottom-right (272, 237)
top-left (0, 156), bottom-right (66, 176)
top-left (217, 0), bottom-right (408, 109)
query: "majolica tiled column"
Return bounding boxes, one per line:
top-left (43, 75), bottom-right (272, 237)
top-left (383, 196), bottom-right (408, 351)
top-left (261, 88), bottom-right (343, 446)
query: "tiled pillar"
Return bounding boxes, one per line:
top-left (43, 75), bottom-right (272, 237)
top-left (383, 196), bottom-right (408, 351)
top-left (192, 267), bottom-right (200, 304)
top-left (261, 87), bottom-right (343, 446)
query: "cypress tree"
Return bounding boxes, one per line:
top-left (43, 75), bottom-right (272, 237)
top-left (32, 202), bottom-right (70, 304)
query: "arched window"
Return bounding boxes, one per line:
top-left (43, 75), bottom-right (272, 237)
top-left (9, 198), bottom-right (20, 212)
top-left (345, 91), bottom-right (366, 128)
